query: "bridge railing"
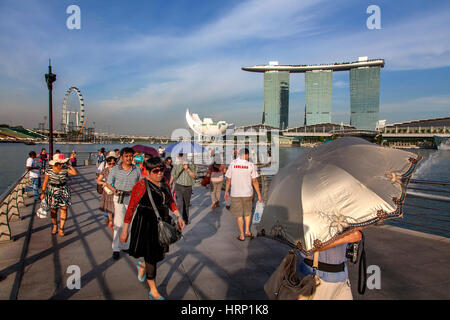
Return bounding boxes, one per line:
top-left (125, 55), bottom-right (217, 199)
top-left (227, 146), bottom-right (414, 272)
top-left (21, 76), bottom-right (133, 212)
top-left (0, 171), bottom-right (33, 243)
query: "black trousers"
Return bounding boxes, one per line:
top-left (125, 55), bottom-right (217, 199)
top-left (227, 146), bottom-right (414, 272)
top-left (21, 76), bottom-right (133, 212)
top-left (145, 262), bottom-right (157, 280)
top-left (174, 184), bottom-right (192, 222)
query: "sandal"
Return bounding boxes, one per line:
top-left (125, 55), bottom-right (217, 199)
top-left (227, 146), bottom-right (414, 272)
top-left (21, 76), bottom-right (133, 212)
top-left (137, 261), bottom-right (146, 282)
top-left (236, 236), bottom-right (245, 241)
top-left (58, 228), bottom-right (65, 237)
top-left (51, 225), bottom-right (58, 235)
top-left (245, 233), bottom-right (254, 239)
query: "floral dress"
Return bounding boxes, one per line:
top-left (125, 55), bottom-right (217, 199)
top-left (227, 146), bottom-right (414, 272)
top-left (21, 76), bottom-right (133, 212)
top-left (99, 167), bottom-right (114, 214)
top-left (45, 168), bottom-right (71, 209)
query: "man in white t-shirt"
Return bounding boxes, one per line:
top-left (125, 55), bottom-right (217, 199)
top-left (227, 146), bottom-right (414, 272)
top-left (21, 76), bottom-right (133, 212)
top-left (225, 148), bottom-right (262, 241)
top-left (25, 151), bottom-right (41, 200)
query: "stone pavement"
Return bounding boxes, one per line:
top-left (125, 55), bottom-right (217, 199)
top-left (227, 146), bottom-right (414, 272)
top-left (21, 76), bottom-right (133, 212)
top-left (0, 165), bottom-right (449, 300)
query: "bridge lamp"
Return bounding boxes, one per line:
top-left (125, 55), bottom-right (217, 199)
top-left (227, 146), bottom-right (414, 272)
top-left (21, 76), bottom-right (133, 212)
top-left (45, 60), bottom-right (56, 157)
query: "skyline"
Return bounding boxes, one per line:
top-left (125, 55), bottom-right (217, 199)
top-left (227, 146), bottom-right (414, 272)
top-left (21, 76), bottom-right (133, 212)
top-left (0, 0), bottom-right (449, 135)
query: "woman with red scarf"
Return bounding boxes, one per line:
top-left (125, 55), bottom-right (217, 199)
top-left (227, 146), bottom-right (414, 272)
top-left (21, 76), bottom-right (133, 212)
top-left (120, 157), bottom-right (185, 300)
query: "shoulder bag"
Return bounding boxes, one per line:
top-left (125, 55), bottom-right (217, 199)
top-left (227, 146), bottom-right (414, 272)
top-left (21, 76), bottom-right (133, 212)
top-left (264, 250), bottom-right (321, 300)
top-left (145, 180), bottom-right (182, 247)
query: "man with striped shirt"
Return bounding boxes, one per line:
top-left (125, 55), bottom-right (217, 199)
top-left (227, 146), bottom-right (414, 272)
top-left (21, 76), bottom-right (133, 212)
top-left (106, 147), bottom-right (143, 260)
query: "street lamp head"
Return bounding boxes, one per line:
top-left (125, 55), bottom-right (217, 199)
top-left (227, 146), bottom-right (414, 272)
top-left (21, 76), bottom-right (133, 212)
top-left (45, 61), bottom-right (56, 90)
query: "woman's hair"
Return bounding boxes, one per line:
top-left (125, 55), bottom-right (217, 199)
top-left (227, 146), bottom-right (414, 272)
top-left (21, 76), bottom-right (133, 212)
top-left (144, 157), bottom-right (164, 171)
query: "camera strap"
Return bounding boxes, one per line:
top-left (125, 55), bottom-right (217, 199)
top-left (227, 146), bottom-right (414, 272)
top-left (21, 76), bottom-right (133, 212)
top-left (357, 232), bottom-right (367, 295)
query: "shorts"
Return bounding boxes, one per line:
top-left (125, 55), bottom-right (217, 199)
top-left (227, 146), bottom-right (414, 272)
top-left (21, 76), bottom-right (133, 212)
top-left (229, 196), bottom-right (253, 218)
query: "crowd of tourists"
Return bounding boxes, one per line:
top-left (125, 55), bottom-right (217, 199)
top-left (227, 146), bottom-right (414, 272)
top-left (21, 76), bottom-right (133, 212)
top-left (24, 144), bottom-right (361, 300)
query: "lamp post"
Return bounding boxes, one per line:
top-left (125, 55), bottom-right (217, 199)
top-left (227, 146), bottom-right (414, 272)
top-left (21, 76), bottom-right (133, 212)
top-left (45, 60), bottom-right (56, 157)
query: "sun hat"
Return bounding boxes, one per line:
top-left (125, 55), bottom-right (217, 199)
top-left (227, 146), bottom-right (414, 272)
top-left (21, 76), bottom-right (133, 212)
top-left (49, 153), bottom-right (70, 166)
top-left (106, 151), bottom-right (118, 159)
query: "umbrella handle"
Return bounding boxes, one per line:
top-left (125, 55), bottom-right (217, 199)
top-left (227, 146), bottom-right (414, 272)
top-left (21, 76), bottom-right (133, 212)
top-left (312, 252), bottom-right (319, 276)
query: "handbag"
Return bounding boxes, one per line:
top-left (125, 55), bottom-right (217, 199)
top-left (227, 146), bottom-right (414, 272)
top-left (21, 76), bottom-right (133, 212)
top-left (201, 175), bottom-right (210, 186)
top-left (97, 184), bottom-right (103, 194)
top-left (145, 180), bottom-right (182, 247)
top-left (36, 199), bottom-right (49, 218)
top-left (252, 201), bottom-right (264, 224)
top-left (103, 185), bottom-right (114, 195)
top-left (264, 250), bottom-right (321, 300)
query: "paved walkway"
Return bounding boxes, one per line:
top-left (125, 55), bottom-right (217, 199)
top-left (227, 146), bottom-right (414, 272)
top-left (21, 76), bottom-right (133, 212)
top-left (0, 165), bottom-right (449, 300)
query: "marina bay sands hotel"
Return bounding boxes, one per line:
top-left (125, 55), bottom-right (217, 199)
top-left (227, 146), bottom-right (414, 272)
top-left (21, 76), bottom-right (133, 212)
top-left (242, 57), bottom-right (385, 130)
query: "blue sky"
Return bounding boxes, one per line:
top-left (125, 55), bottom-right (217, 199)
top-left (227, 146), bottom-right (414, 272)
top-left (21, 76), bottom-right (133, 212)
top-left (0, 0), bottom-right (449, 135)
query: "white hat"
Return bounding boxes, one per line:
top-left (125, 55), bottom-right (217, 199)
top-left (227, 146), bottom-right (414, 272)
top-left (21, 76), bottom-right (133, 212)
top-left (106, 151), bottom-right (118, 159)
top-left (49, 153), bottom-right (69, 166)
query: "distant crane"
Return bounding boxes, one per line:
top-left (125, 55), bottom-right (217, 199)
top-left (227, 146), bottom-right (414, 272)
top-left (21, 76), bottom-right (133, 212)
top-left (76, 117), bottom-right (87, 140)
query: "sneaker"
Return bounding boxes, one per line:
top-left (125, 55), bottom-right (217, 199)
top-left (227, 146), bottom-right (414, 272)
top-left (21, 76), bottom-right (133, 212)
top-left (112, 251), bottom-right (120, 260)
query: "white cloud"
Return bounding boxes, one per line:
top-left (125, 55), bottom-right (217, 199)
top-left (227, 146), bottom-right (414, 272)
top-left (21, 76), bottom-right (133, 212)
top-left (1, 0), bottom-right (450, 135)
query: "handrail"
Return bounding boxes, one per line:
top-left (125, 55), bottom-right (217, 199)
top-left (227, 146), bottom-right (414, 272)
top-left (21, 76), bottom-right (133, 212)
top-left (0, 170), bottom-right (33, 242)
top-left (410, 179), bottom-right (450, 187)
top-left (0, 170), bottom-right (29, 204)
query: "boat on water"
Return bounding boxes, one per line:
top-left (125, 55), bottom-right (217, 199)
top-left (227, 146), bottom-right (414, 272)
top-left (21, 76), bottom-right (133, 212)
top-left (434, 135), bottom-right (450, 150)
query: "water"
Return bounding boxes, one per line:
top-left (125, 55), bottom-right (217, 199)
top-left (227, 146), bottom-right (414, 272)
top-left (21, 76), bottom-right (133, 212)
top-left (0, 142), bottom-right (166, 196)
top-left (1, 143), bottom-right (449, 237)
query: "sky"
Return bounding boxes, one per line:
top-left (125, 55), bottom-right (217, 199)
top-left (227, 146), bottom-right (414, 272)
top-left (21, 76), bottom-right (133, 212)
top-left (0, 0), bottom-right (449, 136)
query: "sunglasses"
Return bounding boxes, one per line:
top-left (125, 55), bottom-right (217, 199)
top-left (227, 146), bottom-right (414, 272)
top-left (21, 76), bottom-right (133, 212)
top-left (150, 168), bottom-right (164, 174)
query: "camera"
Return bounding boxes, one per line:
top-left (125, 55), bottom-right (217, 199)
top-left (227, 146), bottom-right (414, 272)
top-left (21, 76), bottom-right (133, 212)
top-left (346, 241), bottom-right (360, 264)
top-left (117, 191), bottom-right (125, 204)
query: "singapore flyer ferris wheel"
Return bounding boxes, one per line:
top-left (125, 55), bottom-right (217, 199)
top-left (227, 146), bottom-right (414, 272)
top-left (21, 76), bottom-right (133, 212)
top-left (61, 87), bottom-right (86, 133)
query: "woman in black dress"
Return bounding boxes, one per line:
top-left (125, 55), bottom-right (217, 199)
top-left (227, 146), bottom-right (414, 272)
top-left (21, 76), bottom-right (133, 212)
top-left (120, 157), bottom-right (185, 300)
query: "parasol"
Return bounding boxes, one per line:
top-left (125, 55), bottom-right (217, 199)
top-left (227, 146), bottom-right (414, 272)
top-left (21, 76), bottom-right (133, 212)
top-left (256, 137), bottom-right (423, 254)
top-left (131, 144), bottom-right (159, 157)
top-left (164, 141), bottom-right (207, 154)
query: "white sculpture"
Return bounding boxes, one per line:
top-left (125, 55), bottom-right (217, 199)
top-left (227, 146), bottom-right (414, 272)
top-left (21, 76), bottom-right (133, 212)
top-left (186, 109), bottom-right (233, 137)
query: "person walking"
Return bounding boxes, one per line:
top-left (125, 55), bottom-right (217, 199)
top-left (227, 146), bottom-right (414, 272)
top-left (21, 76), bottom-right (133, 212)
top-left (120, 157), bottom-right (185, 300)
top-left (96, 149), bottom-right (106, 177)
top-left (97, 149), bottom-right (105, 167)
top-left (105, 147), bottom-right (143, 260)
top-left (69, 150), bottom-right (77, 167)
top-left (158, 146), bottom-right (165, 158)
top-left (170, 153), bottom-right (196, 225)
top-left (207, 161), bottom-right (226, 210)
top-left (224, 148), bottom-right (262, 241)
top-left (163, 157), bottom-right (173, 183)
top-left (40, 153), bottom-right (79, 236)
top-left (298, 228), bottom-right (362, 300)
top-left (97, 151), bottom-right (118, 228)
top-left (25, 151), bottom-right (41, 200)
top-left (38, 148), bottom-right (49, 171)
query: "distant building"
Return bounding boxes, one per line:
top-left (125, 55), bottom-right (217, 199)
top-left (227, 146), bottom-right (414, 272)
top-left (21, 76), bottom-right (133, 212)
top-left (263, 71), bottom-right (289, 130)
top-left (384, 117), bottom-right (450, 132)
top-left (305, 70), bottom-right (332, 125)
top-left (350, 67), bottom-right (381, 130)
top-left (242, 58), bottom-right (384, 131)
